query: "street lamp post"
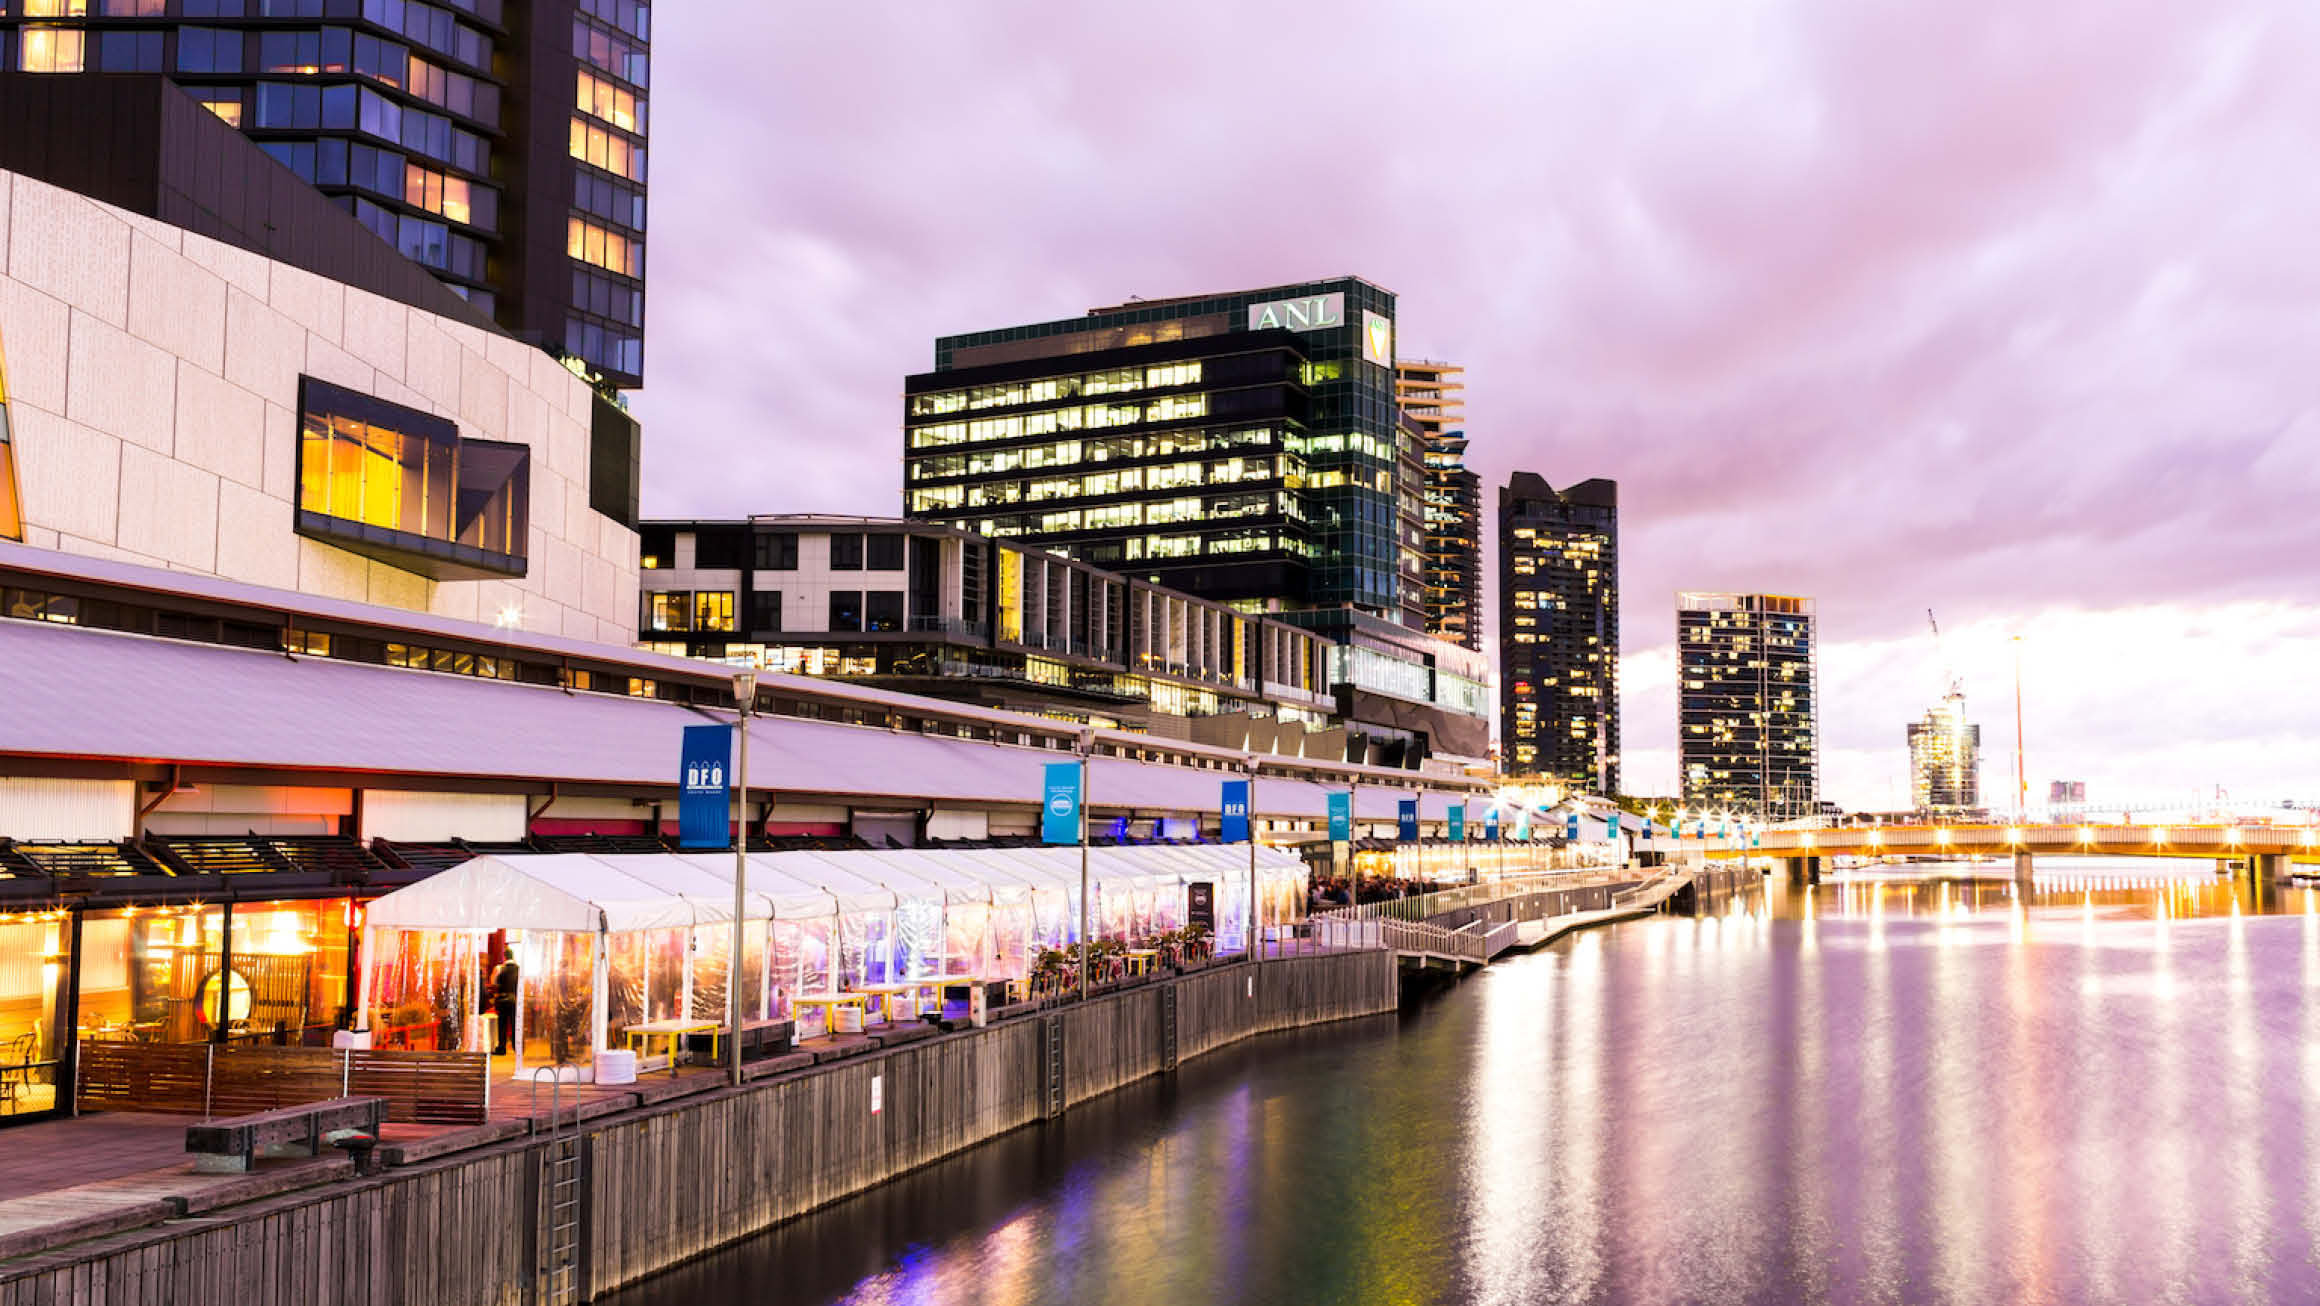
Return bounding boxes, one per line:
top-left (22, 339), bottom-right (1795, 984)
top-left (1077, 726), bottom-right (1093, 1001)
top-left (728, 669), bottom-right (755, 1089)
top-left (1244, 753), bottom-right (1261, 966)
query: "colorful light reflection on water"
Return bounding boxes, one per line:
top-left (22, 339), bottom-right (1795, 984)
top-left (612, 858), bottom-right (2320, 1305)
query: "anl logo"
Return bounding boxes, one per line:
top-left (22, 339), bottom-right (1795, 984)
top-left (1247, 292), bottom-right (1345, 333)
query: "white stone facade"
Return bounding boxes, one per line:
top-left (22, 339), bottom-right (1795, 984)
top-left (0, 169), bottom-right (640, 642)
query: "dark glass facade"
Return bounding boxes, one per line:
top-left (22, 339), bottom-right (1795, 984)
top-left (1499, 474), bottom-right (1619, 793)
top-left (1677, 592), bottom-right (1818, 819)
top-left (910, 278), bottom-right (1410, 620)
top-left (0, 0), bottom-right (650, 388)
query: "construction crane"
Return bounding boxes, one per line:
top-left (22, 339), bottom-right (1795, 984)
top-left (1927, 608), bottom-right (1962, 698)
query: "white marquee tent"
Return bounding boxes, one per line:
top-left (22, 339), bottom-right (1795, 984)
top-left (357, 844), bottom-right (1309, 1072)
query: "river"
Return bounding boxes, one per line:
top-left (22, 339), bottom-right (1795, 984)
top-left (612, 859), bottom-right (2320, 1305)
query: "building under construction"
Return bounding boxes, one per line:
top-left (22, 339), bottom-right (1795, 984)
top-left (1907, 694), bottom-right (1983, 814)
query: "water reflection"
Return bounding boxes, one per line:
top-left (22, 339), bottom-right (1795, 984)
top-left (613, 858), bottom-right (2320, 1306)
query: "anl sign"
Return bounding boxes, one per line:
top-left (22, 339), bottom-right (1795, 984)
top-left (1247, 292), bottom-right (1344, 333)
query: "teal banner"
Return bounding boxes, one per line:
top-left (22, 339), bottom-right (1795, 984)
top-left (1327, 791), bottom-right (1352, 842)
top-left (1041, 761), bottom-right (1081, 844)
top-left (1447, 803), bottom-right (1465, 842)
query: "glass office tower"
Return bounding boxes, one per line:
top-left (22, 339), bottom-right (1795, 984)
top-left (1676, 591), bottom-right (1819, 820)
top-left (0, 0), bottom-right (651, 388)
top-left (1396, 360), bottom-right (1480, 652)
top-left (1499, 474), bottom-right (1619, 793)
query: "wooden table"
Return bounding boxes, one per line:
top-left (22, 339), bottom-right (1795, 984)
top-left (623, 1019), bottom-right (720, 1076)
top-left (790, 992), bottom-right (871, 1038)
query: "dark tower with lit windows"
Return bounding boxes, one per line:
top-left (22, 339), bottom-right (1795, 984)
top-left (1498, 473), bottom-right (1619, 794)
top-left (0, 0), bottom-right (651, 390)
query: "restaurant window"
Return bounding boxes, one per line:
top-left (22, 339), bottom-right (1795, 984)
top-left (692, 590), bottom-right (734, 633)
top-left (828, 591), bottom-right (863, 633)
top-left (294, 375), bottom-right (529, 578)
top-left (645, 590), bottom-right (690, 632)
top-left (0, 910), bottom-right (71, 1117)
top-left (828, 533), bottom-right (864, 570)
top-left (752, 530), bottom-right (798, 570)
top-left (865, 534), bottom-right (904, 571)
top-left (864, 591), bottom-right (903, 633)
top-left (748, 590), bottom-right (781, 635)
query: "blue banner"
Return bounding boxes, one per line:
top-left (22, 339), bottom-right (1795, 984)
top-left (1042, 761), bottom-right (1081, 844)
top-left (677, 724), bottom-right (733, 850)
top-left (1221, 779), bottom-right (1251, 844)
top-left (1485, 808), bottom-right (1500, 841)
top-left (1327, 791), bottom-right (1352, 842)
top-left (1396, 798), bottom-right (1418, 842)
top-left (1447, 803), bottom-right (1465, 842)
top-left (1565, 812), bottom-right (1580, 841)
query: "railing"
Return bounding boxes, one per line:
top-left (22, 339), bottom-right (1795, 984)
top-left (1312, 864), bottom-right (1632, 927)
top-left (1753, 823), bottom-right (2320, 856)
top-left (75, 1041), bottom-right (489, 1123)
top-left (1612, 868), bottom-right (1685, 908)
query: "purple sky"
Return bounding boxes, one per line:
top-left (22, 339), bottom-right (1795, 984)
top-left (631, 2), bottom-right (2320, 810)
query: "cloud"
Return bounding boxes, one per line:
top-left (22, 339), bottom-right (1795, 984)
top-left (630, 0), bottom-right (2320, 801)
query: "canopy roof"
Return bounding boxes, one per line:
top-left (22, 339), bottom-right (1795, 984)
top-left (364, 844), bottom-right (1308, 934)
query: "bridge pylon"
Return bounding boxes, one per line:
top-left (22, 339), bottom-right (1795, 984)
top-left (2012, 851), bottom-right (2034, 885)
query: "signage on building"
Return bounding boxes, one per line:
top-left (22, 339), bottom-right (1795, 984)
top-left (1565, 812), bottom-right (1580, 842)
top-left (1041, 762), bottom-right (1081, 845)
top-left (677, 724), bottom-right (733, 850)
top-left (1187, 881), bottom-right (1216, 933)
top-left (1447, 803), bottom-right (1465, 842)
top-left (1221, 779), bottom-right (1251, 844)
top-left (1326, 791), bottom-right (1352, 842)
top-left (1247, 292), bottom-right (1345, 333)
top-left (1361, 309), bottom-right (1393, 366)
top-left (1607, 811), bottom-right (1621, 839)
top-left (1485, 808), bottom-right (1500, 841)
top-left (1397, 798), bottom-right (1418, 842)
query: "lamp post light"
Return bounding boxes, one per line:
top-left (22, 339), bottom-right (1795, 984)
top-left (1244, 752), bottom-right (1261, 966)
top-left (728, 668), bottom-right (756, 1089)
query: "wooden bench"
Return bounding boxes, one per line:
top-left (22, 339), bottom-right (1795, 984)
top-left (184, 1096), bottom-right (388, 1174)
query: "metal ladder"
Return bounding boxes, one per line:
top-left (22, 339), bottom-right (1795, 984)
top-left (1159, 983), bottom-right (1179, 1072)
top-left (531, 1066), bottom-right (583, 1306)
top-left (1040, 1015), bottom-right (1065, 1119)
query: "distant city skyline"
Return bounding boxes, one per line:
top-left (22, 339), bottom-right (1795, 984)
top-left (628, 2), bottom-right (2320, 809)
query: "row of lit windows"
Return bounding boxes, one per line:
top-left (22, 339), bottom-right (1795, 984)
top-left (908, 395), bottom-right (1211, 449)
top-left (908, 361), bottom-right (1205, 416)
top-left (911, 453), bottom-right (1291, 496)
top-left (567, 216), bottom-right (642, 277)
top-left (403, 161), bottom-right (490, 228)
top-left (569, 116), bottom-right (646, 181)
top-left (907, 429), bottom-right (1280, 479)
top-left (576, 68), bottom-right (643, 134)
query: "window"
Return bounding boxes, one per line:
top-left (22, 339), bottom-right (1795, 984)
top-left (19, 26), bottom-right (85, 73)
top-left (864, 591), bottom-right (903, 633)
top-left (865, 534), bottom-right (904, 571)
top-left (575, 69), bottom-right (643, 132)
top-left (294, 375), bottom-right (528, 578)
top-left (99, 29), bottom-right (162, 71)
top-left (569, 116), bottom-right (646, 182)
top-left (748, 590), bottom-right (781, 634)
top-left (101, 0), bottom-right (165, 13)
top-left (828, 533), bottom-right (863, 570)
top-left (177, 27), bottom-right (243, 73)
top-left (22, 0), bottom-right (87, 12)
top-left (404, 162), bottom-right (491, 228)
top-left (567, 216), bottom-right (642, 277)
top-left (828, 592), bottom-right (862, 633)
top-left (186, 87), bottom-right (243, 126)
top-left (752, 531), bottom-right (797, 570)
top-left (691, 591), bottom-right (734, 633)
top-left (646, 591), bottom-right (690, 632)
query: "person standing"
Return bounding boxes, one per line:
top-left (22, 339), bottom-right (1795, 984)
top-left (490, 956), bottom-right (520, 1056)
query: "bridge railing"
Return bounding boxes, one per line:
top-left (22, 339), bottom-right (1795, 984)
top-left (1751, 822), bottom-right (2317, 856)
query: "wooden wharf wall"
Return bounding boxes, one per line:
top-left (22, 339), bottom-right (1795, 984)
top-left (0, 950), bottom-right (1398, 1306)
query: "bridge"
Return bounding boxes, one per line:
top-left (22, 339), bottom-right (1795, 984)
top-left (1719, 822), bottom-right (2318, 884)
top-left (1311, 866), bottom-right (1706, 969)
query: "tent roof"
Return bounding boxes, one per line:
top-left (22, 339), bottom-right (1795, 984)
top-left (363, 844), bottom-right (1307, 934)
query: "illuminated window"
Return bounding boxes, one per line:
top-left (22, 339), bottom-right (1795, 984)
top-left (567, 216), bottom-right (641, 276)
top-left (568, 116), bottom-right (645, 181)
top-left (575, 69), bottom-right (643, 132)
top-left (19, 25), bottom-right (86, 72)
top-left (293, 376), bottom-right (529, 579)
top-left (0, 329), bottom-right (18, 541)
top-left (691, 591), bottom-right (734, 632)
top-left (646, 591), bottom-right (691, 632)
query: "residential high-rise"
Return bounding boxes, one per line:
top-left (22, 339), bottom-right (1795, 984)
top-left (1395, 360), bottom-right (1481, 652)
top-left (901, 278), bottom-right (1491, 767)
top-left (0, 0), bottom-right (651, 389)
top-left (1676, 592), bottom-right (1818, 819)
top-left (1499, 475), bottom-right (1619, 793)
top-left (1907, 693), bottom-right (1981, 814)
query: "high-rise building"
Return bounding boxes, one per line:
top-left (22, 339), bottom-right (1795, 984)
top-left (0, 0), bottom-right (651, 389)
top-left (901, 279), bottom-right (1491, 767)
top-left (1907, 693), bottom-right (1981, 814)
top-left (1676, 592), bottom-right (1818, 819)
top-left (1395, 360), bottom-right (1480, 652)
top-left (1499, 475), bottom-right (1619, 794)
